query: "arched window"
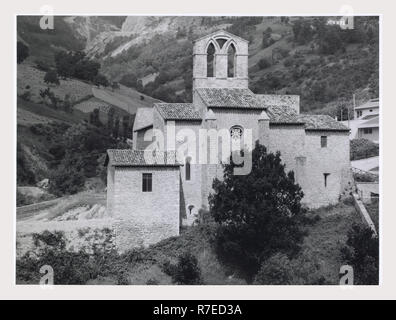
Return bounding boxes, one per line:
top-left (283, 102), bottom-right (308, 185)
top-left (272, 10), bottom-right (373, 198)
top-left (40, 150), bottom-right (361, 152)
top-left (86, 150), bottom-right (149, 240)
top-left (230, 125), bottom-right (244, 153)
top-left (185, 157), bottom-right (191, 181)
top-left (230, 125), bottom-right (243, 142)
top-left (207, 42), bottom-right (216, 77)
top-left (227, 43), bottom-right (236, 78)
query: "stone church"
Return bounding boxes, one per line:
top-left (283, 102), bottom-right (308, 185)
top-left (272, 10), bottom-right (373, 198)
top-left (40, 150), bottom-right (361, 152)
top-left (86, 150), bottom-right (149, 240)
top-left (105, 30), bottom-right (352, 251)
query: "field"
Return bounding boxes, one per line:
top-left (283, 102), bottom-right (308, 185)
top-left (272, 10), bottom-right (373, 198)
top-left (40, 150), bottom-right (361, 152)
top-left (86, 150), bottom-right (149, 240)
top-left (17, 63), bottom-right (93, 104)
top-left (91, 84), bottom-right (160, 114)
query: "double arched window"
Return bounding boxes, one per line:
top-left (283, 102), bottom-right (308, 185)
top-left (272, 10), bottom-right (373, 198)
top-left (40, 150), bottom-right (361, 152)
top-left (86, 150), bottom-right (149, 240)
top-left (206, 39), bottom-right (237, 78)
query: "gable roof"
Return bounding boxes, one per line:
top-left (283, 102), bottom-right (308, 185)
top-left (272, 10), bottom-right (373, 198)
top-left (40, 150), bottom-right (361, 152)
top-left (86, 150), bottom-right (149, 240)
top-left (105, 149), bottom-right (181, 167)
top-left (255, 94), bottom-right (299, 110)
top-left (298, 114), bottom-right (350, 131)
top-left (155, 103), bottom-right (202, 121)
top-left (266, 105), bottom-right (304, 125)
top-left (133, 108), bottom-right (153, 131)
top-left (196, 88), bottom-right (265, 109)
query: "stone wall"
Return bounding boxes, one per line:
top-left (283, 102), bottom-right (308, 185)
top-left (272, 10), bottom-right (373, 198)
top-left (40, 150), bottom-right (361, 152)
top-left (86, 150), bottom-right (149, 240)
top-left (173, 121), bottom-right (203, 225)
top-left (267, 125), bottom-right (306, 175)
top-left (302, 131), bottom-right (351, 208)
top-left (113, 166), bottom-right (180, 252)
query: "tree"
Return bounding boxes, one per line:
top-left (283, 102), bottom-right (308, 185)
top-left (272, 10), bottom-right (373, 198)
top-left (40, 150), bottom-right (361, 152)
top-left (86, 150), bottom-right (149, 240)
top-left (93, 74), bottom-right (109, 87)
top-left (49, 164), bottom-right (85, 196)
top-left (63, 94), bottom-right (73, 113)
top-left (209, 142), bottom-right (307, 281)
top-left (341, 224), bottom-right (379, 285)
top-left (122, 115), bottom-right (130, 141)
top-left (111, 81), bottom-right (120, 91)
top-left (89, 108), bottom-right (101, 127)
top-left (107, 107), bottom-right (115, 134)
top-left (258, 58), bottom-right (271, 70)
top-left (163, 252), bottom-right (202, 285)
top-left (113, 116), bottom-right (120, 139)
top-left (44, 70), bottom-right (60, 86)
top-left (17, 41), bottom-right (29, 64)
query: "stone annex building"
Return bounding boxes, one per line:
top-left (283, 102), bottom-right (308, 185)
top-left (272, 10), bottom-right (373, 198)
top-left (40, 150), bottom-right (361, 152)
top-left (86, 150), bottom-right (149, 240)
top-left (105, 30), bottom-right (352, 252)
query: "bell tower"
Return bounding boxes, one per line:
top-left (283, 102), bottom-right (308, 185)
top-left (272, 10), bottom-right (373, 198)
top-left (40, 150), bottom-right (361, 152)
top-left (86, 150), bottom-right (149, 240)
top-left (192, 30), bottom-right (249, 90)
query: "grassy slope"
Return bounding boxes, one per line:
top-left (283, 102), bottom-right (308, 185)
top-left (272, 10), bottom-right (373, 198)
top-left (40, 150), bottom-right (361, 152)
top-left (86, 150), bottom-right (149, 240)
top-left (87, 201), bottom-right (364, 285)
top-left (17, 60), bottom-right (159, 187)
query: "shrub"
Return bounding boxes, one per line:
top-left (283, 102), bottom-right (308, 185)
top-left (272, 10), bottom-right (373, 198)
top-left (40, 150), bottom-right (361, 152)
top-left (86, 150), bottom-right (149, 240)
top-left (32, 230), bottom-right (66, 250)
top-left (44, 70), bottom-right (60, 86)
top-left (209, 142), bottom-right (307, 281)
top-left (163, 252), bottom-right (202, 285)
top-left (254, 253), bottom-right (293, 284)
top-left (341, 224), bottom-right (379, 284)
top-left (258, 58), bottom-right (271, 70)
top-left (350, 138), bottom-right (379, 160)
top-left (17, 41), bottom-right (29, 64)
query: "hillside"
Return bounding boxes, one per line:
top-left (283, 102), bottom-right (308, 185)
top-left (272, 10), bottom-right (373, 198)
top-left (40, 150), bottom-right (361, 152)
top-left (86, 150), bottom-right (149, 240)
top-left (16, 15), bottom-right (379, 192)
top-left (18, 16), bottom-right (379, 115)
top-left (16, 59), bottom-right (158, 193)
top-left (74, 16), bottom-right (378, 115)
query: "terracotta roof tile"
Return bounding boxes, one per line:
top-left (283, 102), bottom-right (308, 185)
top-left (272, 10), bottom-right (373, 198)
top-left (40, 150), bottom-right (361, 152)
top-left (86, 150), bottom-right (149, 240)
top-left (196, 88), bottom-right (265, 109)
top-left (298, 114), bottom-right (350, 131)
top-left (106, 149), bottom-right (181, 167)
top-left (266, 105), bottom-right (304, 124)
top-left (155, 103), bottom-right (202, 120)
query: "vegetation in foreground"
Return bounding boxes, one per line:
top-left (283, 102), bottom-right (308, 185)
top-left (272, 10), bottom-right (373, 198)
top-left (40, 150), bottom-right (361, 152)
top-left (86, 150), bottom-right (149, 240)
top-left (350, 138), bottom-right (379, 161)
top-left (16, 144), bottom-right (379, 285)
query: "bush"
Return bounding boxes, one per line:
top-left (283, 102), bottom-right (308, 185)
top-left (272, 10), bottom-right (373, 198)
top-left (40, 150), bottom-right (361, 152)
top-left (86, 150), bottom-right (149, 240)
top-left (209, 142), bottom-right (307, 281)
top-left (341, 224), bottom-right (379, 284)
top-left (49, 165), bottom-right (85, 196)
top-left (254, 253), bottom-right (293, 284)
top-left (44, 70), bottom-right (60, 86)
top-left (350, 138), bottom-right (379, 160)
top-left (17, 41), bottom-right (29, 64)
top-left (258, 58), bottom-right (271, 70)
top-left (163, 252), bottom-right (202, 285)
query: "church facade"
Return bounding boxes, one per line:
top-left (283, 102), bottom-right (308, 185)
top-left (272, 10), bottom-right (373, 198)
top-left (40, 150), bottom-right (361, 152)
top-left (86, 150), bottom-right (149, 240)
top-left (105, 30), bottom-right (352, 252)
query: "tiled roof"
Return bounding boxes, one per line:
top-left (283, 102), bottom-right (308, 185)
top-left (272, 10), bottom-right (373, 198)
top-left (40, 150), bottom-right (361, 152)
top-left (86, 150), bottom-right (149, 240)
top-left (256, 94), bottom-right (299, 109)
top-left (196, 88), bottom-right (265, 109)
top-left (133, 108), bottom-right (153, 131)
top-left (155, 103), bottom-right (202, 121)
top-left (266, 105), bottom-right (304, 125)
top-left (106, 149), bottom-right (181, 167)
top-left (298, 114), bottom-right (350, 131)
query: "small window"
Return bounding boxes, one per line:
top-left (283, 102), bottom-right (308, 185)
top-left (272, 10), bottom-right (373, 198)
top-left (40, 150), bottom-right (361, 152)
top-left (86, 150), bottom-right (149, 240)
top-left (185, 157), bottom-right (191, 181)
top-left (323, 173), bottom-right (330, 187)
top-left (321, 136), bottom-right (327, 148)
top-left (142, 173), bottom-right (152, 192)
top-left (369, 109), bottom-right (373, 112)
top-left (357, 110), bottom-right (362, 118)
top-left (363, 128), bottom-right (373, 134)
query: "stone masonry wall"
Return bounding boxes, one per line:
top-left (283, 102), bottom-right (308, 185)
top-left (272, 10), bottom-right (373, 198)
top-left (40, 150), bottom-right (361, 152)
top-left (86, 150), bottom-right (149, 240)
top-left (302, 131), bottom-right (351, 208)
top-left (173, 121), bottom-right (203, 225)
top-left (267, 125), bottom-right (306, 176)
top-left (113, 166), bottom-right (180, 252)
